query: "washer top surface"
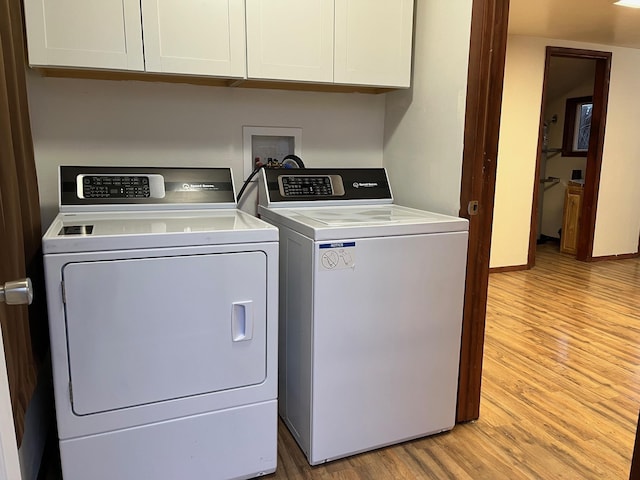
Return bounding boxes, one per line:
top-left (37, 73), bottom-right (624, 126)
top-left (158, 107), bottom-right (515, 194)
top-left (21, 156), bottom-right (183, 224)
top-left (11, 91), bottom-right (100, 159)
top-left (43, 209), bottom-right (278, 254)
top-left (258, 204), bottom-right (468, 241)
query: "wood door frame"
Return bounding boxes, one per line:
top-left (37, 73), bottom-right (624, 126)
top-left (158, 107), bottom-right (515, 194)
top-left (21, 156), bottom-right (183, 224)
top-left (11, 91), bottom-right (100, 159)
top-left (528, 47), bottom-right (612, 266)
top-left (0, 324), bottom-right (20, 480)
top-left (456, 0), bottom-right (510, 422)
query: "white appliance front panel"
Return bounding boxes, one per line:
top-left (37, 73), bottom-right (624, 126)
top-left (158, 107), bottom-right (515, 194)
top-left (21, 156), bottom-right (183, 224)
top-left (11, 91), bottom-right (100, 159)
top-left (45, 242), bottom-right (278, 441)
top-left (63, 252), bottom-right (267, 415)
top-left (310, 232), bottom-right (468, 463)
top-left (60, 401), bottom-right (277, 480)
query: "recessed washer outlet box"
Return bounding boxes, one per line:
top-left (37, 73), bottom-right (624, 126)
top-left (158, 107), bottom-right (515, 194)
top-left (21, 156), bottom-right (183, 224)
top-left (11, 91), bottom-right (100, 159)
top-left (242, 126), bottom-right (303, 180)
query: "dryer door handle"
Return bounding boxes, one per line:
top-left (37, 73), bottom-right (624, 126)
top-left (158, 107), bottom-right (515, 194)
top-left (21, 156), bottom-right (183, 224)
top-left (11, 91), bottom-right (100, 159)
top-left (231, 301), bottom-right (254, 342)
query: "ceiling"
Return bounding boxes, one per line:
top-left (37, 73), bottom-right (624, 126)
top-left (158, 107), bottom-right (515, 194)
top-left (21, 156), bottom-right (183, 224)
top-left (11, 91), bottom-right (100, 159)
top-left (508, 0), bottom-right (640, 50)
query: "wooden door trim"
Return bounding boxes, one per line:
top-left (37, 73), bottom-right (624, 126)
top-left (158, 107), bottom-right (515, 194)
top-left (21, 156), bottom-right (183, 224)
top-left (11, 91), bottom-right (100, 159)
top-left (528, 47), bottom-right (612, 266)
top-left (578, 50), bottom-right (611, 261)
top-left (0, 325), bottom-right (21, 480)
top-left (457, 0), bottom-right (510, 422)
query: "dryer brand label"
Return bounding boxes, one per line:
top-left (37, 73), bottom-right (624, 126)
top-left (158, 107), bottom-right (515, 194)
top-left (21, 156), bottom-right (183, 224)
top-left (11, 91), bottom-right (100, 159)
top-left (180, 183), bottom-right (220, 191)
top-left (352, 182), bottom-right (379, 188)
top-left (318, 242), bottom-right (356, 271)
top-left (165, 182), bottom-right (234, 192)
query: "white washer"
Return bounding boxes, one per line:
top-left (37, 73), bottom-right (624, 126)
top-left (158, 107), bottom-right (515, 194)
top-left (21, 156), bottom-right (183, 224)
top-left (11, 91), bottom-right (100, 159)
top-left (258, 168), bottom-right (469, 465)
top-left (43, 166), bottom-right (278, 480)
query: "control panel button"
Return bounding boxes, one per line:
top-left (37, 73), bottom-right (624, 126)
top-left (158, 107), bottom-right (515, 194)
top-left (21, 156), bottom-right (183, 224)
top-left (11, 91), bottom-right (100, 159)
top-left (82, 176), bottom-right (152, 199)
top-left (281, 176), bottom-right (334, 197)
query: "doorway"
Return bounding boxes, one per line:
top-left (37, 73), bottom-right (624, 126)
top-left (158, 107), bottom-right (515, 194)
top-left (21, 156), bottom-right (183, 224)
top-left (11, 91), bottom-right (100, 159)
top-left (528, 47), bottom-right (612, 265)
top-left (536, 56), bottom-right (595, 252)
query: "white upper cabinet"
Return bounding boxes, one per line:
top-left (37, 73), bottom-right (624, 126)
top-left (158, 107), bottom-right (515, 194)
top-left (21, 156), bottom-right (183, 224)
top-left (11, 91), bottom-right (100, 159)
top-left (334, 0), bottom-right (414, 88)
top-left (23, 0), bottom-right (144, 70)
top-left (141, 0), bottom-right (246, 77)
top-left (23, 0), bottom-right (246, 78)
top-left (245, 0), bottom-right (334, 83)
top-left (245, 0), bottom-right (414, 88)
top-left (23, 0), bottom-right (414, 88)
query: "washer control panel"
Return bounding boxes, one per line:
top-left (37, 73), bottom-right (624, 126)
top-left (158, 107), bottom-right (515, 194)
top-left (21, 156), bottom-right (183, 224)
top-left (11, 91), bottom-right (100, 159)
top-left (279, 175), bottom-right (334, 197)
top-left (77, 175), bottom-right (165, 199)
top-left (261, 168), bottom-right (392, 206)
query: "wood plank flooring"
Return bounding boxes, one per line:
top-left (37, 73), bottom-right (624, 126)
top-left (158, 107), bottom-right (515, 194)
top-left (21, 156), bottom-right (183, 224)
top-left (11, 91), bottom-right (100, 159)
top-left (39, 243), bottom-right (640, 479)
top-left (270, 243), bottom-right (640, 479)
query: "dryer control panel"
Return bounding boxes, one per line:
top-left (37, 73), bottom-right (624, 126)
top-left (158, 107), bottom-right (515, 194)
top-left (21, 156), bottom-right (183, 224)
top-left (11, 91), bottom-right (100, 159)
top-left (77, 174), bottom-right (165, 199)
top-left (59, 166), bottom-right (237, 212)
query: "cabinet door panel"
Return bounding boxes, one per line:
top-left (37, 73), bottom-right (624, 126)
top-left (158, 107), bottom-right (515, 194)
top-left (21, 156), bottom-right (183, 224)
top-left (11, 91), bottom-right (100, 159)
top-left (246, 0), bottom-right (333, 83)
top-left (560, 184), bottom-right (583, 255)
top-left (335, 0), bottom-right (414, 88)
top-left (142, 0), bottom-right (246, 77)
top-left (23, 0), bottom-right (144, 70)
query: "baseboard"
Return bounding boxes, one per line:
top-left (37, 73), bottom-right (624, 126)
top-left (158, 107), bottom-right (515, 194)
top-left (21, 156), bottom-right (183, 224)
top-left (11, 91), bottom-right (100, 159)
top-left (489, 264), bottom-right (529, 273)
top-left (589, 252), bottom-right (640, 262)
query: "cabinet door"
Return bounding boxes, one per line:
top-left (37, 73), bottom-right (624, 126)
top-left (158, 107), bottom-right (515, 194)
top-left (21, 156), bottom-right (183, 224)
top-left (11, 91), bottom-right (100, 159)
top-left (141, 0), bottom-right (246, 77)
top-left (246, 0), bottom-right (334, 83)
top-left (334, 0), bottom-right (414, 88)
top-left (560, 184), bottom-right (583, 255)
top-left (23, 0), bottom-right (144, 70)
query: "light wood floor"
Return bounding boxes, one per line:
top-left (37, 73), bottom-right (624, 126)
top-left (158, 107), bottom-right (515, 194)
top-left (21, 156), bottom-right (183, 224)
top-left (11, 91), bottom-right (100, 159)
top-left (270, 243), bottom-right (640, 479)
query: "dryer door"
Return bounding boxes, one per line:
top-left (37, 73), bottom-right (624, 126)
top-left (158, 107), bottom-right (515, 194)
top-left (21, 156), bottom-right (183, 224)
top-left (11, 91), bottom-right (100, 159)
top-left (62, 251), bottom-right (267, 415)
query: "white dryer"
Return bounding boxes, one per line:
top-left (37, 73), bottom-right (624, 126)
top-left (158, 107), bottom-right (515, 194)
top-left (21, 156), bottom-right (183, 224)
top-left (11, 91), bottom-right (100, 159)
top-left (258, 168), bottom-right (469, 465)
top-left (43, 166), bottom-right (278, 480)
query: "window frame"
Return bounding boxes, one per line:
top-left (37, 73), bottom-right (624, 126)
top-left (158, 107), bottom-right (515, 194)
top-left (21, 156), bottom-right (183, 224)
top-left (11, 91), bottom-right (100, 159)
top-left (562, 95), bottom-right (593, 157)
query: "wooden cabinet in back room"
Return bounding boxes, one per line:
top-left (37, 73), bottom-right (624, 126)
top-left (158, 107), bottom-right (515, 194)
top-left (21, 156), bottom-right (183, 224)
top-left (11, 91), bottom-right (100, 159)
top-left (560, 181), bottom-right (584, 255)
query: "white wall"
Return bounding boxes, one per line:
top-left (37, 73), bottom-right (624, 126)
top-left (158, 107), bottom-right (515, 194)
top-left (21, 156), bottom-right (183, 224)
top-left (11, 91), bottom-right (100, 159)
top-left (491, 35), bottom-right (640, 268)
top-left (383, 0), bottom-right (472, 216)
top-left (26, 72), bottom-right (386, 227)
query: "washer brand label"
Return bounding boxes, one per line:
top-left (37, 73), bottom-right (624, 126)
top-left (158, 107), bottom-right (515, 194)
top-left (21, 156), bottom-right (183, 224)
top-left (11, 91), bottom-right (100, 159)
top-left (352, 182), bottom-right (378, 188)
top-left (319, 242), bottom-right (356, 249)
top-left (319, 242), bottom-right (356, 271)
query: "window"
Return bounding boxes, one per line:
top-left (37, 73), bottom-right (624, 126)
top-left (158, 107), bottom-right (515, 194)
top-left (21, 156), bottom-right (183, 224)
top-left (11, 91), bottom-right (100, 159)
top-left (562, 96), bottom-right (593, 157)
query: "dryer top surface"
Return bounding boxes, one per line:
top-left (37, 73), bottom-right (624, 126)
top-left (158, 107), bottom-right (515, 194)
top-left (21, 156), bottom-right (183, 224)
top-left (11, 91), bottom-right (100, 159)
top-left (43, 209), bottom-right (278, 254)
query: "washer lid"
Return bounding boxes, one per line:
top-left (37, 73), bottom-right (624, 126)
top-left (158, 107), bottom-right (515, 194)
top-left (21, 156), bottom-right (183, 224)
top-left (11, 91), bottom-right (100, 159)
top-left (258, 204), bottom-right (468, 240)
top-left (42, 209), bottom-right (278, 254)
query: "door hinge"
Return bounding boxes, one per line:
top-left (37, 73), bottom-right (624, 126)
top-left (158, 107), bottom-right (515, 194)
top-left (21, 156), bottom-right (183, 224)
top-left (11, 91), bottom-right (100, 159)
top-left (61, 281), bottom-right (66, 304)
top-left (468, 200), bottom-right (479, 216)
